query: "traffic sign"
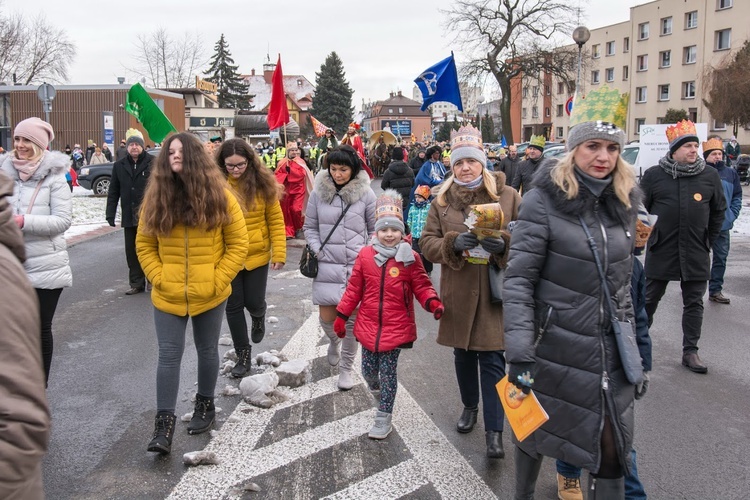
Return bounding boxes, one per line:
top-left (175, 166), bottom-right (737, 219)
top-left (565, 96), bottom-right (574, 116)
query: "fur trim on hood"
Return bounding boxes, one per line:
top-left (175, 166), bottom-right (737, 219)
top-left (532, 158), bottom-right (640, 228)
top-left (0, 170), bottom-right (26, 262)
top-left (313, 168), bottom-right (372, 205)
top-left (1, 150), bottom-right (70, 182)
top-left (442, 170), bottom-right (508, 211)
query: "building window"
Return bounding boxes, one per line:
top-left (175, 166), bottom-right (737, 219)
top-left (717, 0), bottom-right (732, 9)
top-left (716, 29), bottom-right (731, 50)
top-left (522, 87), bottom-right (529, 98)
top-left (388, 108), bottom-right (393, 114)
top-left (606, 41), bottom-right (615, 56)
top-left (557, 104), bottom-right (564, 117)
top-left (568, 80), bottom-right (576, 93)
top-left (606, 68), bottom-right (615, 82)
top-left (660, 50), bottom-right (671, 68)
top-left (623, 37), bottom-right (630, 52)
top-left (637, 55), bottom-right (648, 71)
top-left (636, 87), bottom-right (647, 103)
top-left (689, 107), bottom-right (698, 122)
top-left (522, 108), bottom-right (527, 119)
top-left (684, 46), bottom-right (697, 64)
top-left (557, 82), bottom-right (565, 94)
top-left (713, 119), bottom-right (727, 130)
top-left (545, 107), bottom-right (551, 117)
top-left (532, 86), bottom-right (539, 97)
top-left (398, 107), bottom-right (403, 113)
top-left (685, 11), bottom-right (698, 29)
top-left (532, 106), bottom-right (538, 118)
top-left (623, 65), bottom-right (629, 81)
top-left (659, 84), bottom-right (670, 101)
top-left (661, 17), bottom-right (673, 36)
top-left (556, 127), bottom-right (564, 139)
top-left (592, 44), bottom-right (601, 58)
top-left (635, 118), bottom-right (646, 135)
top-left (545, 85), bottom-right (551, 96)
top-left (683, 81), bottom-right (696, 98)
top-left (638, 23), bottom-right (649, 40)
top-left (591, 70), bottom-right (600, 84)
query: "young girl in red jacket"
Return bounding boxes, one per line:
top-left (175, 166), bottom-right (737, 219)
top-left (334, 190), bottom-right (443, 439)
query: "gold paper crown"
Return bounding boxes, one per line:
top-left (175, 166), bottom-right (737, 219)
top-left (569, 86), bottom-right (629, 131)
top-left (375, 189), bottom-right (403, 222)
top-left (529, 135), bottom-right (546, 149)
top-left (450, 125), bottom-right (483, 150)
top-left (702, 137), bottom-right (723, 153)
top-left (665, 120), bottom-right (697, 143)
top-left (125, 128), bottom-right (144, 140)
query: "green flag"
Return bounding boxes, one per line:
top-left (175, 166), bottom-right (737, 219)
top-left (125, 83), bottom-right (177, 143)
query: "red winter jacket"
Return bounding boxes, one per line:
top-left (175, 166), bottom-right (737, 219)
top-left (337, 245), bottom-right (439, 352)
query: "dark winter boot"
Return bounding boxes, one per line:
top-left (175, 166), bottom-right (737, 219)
top-left (456, 406), bottom-right (479, 433)
top-left (147, 411), bottom-right (176, 454)
top-left (514, 446), bottom-right (543, 500)
top-left (486, 430), bottom-right (505, 458)
top-left (187, 394), bottom-right (215, 435)
top-left (231, 346), bottom-right (252, 378)
top-left (251, 316), bottom-right (265, 343)
top-left (588, 475), bottom-right (625, 500)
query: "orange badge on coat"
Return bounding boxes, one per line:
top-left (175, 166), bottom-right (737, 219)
top-left (694, 193), bottom-right (703, 202)
top-left (389, 267), bottom-right (400, 278)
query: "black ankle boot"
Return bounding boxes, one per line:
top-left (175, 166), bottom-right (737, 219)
top-left (456, 406), bottom-right (479, 433)
top-left (147, 411), bottom-right (176, 454)
top-left (187, 394), bottom-right (215, 435)
top-left (231, 346), bottom-right (252, 378)
top-left (485, 431), bottom-right (504, 458)
top-left (251, 316), bottom-right (265, 343)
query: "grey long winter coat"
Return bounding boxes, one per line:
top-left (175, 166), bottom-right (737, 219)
top-left (303, 169), bottom-right (376, 306)
top-left (0, 151), bottom-right (72, 289)
top-left (504, 160), bottom-right (639, 474)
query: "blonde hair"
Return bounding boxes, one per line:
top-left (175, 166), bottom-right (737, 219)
top-left (550, 148), bottom-right (636, 208)
top-left (14, 142), bottom-right (44, 162)
top-left (435, 168), bottom-right (499, 207)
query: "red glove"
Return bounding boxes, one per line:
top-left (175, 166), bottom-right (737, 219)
top-left (333, 316), bottom-right (347, 338)
top-left (428, 299), bottom-right (444, 320)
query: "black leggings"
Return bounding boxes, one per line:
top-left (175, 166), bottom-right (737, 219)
top-left (36, 288), bottom-right (63, 385)
top-left (596, 416), bottom-right (623, 479)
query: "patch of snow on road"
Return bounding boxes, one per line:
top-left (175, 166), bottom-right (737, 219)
top-left (66, 186), bottom-right (112, 239)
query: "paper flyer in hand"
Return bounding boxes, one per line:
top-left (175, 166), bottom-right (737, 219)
top-left (496, 375), bottom-right (549, 442)
top-left (463, 203), bottom-right (504, 264)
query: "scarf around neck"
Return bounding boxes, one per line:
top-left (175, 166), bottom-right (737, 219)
top-left (659, 154), bottom-right (705, 179)
top-left (12, 152), bottom-right (45, 181)
top-left (372, 239), bottom-right (415, 267)
top-left (453, 174), bottom-right (483, 190)
top-left (574, 166), bottom-right (612, 197)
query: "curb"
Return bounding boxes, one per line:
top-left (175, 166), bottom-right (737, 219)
top-left (66, 226), bottom-right (120, 247)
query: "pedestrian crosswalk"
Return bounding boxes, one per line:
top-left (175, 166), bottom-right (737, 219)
top-left (170, 310), bottom-right (497, 499)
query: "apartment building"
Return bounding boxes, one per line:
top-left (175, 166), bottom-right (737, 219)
top-left (518, 0), bottom-right (748, 144)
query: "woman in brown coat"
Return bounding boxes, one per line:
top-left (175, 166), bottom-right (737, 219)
top-left (420, 126), bottom-right (521, 459)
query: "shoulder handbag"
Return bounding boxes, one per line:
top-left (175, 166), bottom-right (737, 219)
top-left (579, 216), bottom-right (644, 385)
top-left (299, 203), bottom-right (351, 278)
top-left (488, 260), bottom-right (504, 305)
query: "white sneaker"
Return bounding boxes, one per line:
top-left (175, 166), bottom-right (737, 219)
top-left (368, 410), bottom-right (392, 439)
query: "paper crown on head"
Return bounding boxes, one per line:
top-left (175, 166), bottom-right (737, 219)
top-left (374, 189), bottom-right (405, 233)
top-left (528, 135), bottom-right (546, 151)
top-left (702, 137), bottom-right (724, 156)
top-left (449, 125), bottom-right (486, 167)
top-left (348, 122), bottom-right (360, 130)
top-left (665, 119), bottom-right (699, 153)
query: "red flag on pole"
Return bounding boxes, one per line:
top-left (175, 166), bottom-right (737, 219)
top-left (310, 115), bottom-right (330, 137)
top-left (267, 55), bottom-right (289, 130)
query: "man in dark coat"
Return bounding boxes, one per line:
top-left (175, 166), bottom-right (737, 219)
top-left (409, 148), bottom-right (427, 176)
top-left (641, 120), bottom-right (726, 373)
top-left (499, 144), bottom-right (521, 186)
top-left (380, 147), bottom-right (415, 217)
top-left (106, 130), bottom-right (153, 295)
top-left (511, 136), bottom-right (545, 195)
top-left (115, 139), bottom-right (128, 161)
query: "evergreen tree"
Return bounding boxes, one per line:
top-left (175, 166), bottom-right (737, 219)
top-left (663, 108), bottom-right (689, 124)
top-left (204, 34), bottom-right (250, 109)
top-left (312, 52), bottom-right (354, 135)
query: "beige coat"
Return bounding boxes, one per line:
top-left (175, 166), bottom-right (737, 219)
top-left (420, 171), bottom-right (521, 351)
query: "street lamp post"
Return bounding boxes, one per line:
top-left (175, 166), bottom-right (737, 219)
top-left (478, 95), bottom-right (485, 138)
top-left (572, 26), bottom-right (590, 98)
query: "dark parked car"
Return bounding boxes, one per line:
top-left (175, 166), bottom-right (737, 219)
top-left (77, 148), bottom-right (160, 196)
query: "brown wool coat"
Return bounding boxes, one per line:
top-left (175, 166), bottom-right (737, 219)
top-left (420, 171), bottom-right (522, 351)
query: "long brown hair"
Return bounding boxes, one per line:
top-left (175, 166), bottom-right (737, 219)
top-left (139, 132), bottom-right (231, 236)
top-left (215, 138), bottom-right (281, 210)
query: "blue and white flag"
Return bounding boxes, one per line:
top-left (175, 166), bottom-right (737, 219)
top-left (414, 53), bottom-right (463, 112)
top-left (501, 135), bottom-right (508, 148)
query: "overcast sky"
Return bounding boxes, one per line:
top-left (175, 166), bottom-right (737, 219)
top-left (15, 0), bottom-right (646, 107)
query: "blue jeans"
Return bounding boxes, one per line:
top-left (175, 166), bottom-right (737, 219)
top-left (709, 230), bottom-right (730, 295)
top-left (556, 449), bottom-right (646, 500)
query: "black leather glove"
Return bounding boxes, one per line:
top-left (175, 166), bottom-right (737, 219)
top-left (480, 236), bottom-right (506, 254)
top-left (453, 232), bottom-right (479, 251)
top-left (106, 218), bottom-right (116, 227)
top-left (634, 371), bottom-right (650, 400)
top-left (508, 362), bottom-right (535, 395)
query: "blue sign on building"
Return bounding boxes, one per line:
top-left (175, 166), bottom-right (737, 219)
top-left (380, 120), bottom-right (412, 136)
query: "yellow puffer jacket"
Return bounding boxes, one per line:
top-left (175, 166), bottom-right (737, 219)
top-left (136, 190), bottom-right (249, 316)
top-left (228, 178), bottom-right (287, 270)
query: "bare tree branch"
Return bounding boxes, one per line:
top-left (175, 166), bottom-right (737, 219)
top-left (127, 28), bottom-right (206, 88)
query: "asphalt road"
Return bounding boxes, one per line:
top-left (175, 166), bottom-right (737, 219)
top-left (42, 182), bottom-right (750, 499)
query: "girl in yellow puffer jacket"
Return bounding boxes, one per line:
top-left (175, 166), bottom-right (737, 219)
top-left (136, 132), bottom-right (248, 455)
top-left (215, 138), bottom-right (286, 378)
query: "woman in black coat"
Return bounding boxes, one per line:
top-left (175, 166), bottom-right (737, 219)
top-left (503, 119), bottom-right (641, 499)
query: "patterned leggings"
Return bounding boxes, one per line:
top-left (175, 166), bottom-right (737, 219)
top-left (361, 348), bottom-right (401, 413)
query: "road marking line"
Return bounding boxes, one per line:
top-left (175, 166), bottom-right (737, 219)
top-left (323, 459), bottom-right (428, 499)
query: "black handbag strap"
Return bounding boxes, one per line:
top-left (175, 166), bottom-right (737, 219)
top-left (318, 203), bottom-right (351, 253)
top-left (579, 216), bottom-right (618, 323)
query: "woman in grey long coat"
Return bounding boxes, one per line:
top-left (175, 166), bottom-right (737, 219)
top-left (303, 145), bottom-right (376, 390)
top-left (0, 117), bottom-right (72, 385)
top-left (503, 118), bottom-right (640, 499)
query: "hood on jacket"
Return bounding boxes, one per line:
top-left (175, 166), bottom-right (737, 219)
top-left (532, 158), bottom-right (640, 228)
top-left (0, 169), bottom-right (26, 262)
top-left (313, 168), bottom-right (372, 205)
top-left (2, 150), bottom-right (70, 182)
top-left (387, 160), bottom-right (410, 175)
